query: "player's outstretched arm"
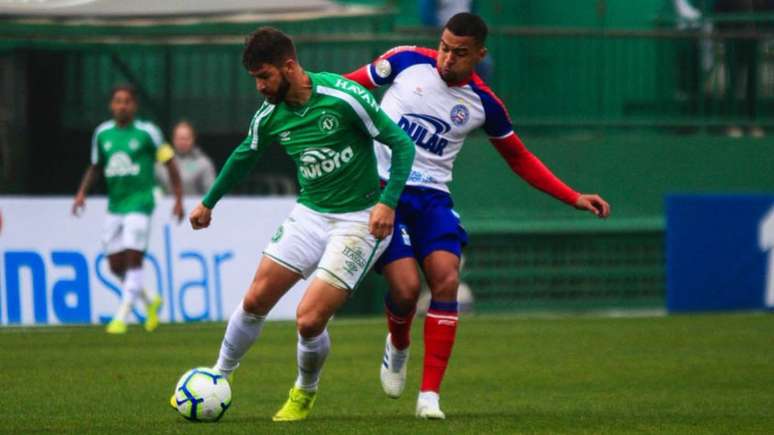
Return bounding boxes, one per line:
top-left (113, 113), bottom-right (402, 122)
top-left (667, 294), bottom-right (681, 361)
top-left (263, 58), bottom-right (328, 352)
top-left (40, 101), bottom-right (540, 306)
top-left (72, 164), bottom-right (100, 216)
top-left (490, 134), bottom-right (611, 219)
top-left (189, 202), bottom-right (212, 230)
top-left (199, 139), bottom-right (263, 213)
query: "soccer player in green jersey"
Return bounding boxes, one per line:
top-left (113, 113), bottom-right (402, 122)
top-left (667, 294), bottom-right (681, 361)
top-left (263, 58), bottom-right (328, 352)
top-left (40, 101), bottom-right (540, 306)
top-left (178, 28), bottom-right (415, 421)
top-left (72, 85), bottom-right (184, 334)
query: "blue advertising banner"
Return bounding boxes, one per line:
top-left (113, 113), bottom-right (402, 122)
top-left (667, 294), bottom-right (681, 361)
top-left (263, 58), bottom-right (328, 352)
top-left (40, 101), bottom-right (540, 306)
top-left (666, 195), bottom-right (774, 312)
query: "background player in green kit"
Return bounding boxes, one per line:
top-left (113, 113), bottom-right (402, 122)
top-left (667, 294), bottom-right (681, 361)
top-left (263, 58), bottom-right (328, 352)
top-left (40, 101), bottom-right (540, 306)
top-left (176, 28), bottom-right (415, 421)
top-left (72, 85), bottom-right (184, 334)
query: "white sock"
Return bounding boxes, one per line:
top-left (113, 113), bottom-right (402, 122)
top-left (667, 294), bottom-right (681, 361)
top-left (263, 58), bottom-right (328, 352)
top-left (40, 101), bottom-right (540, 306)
top-left (113, 267), bottom-right (144, 322)
top-left (214, 305), bottom-right (266, 377)
top-left (418, 391), bottom-right (440, 406)
top-left (294, 330), bottom-right (331, 392)
top-left (114, 297), bottom-right (135, 323)
top-left (126, 267), bottom-right (148, 305)
top-left (143, 285), bottom-right (159, 303)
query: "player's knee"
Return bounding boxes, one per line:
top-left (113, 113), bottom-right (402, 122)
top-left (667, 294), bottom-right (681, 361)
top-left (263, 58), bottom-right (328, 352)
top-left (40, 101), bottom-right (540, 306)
top-left (389, 276), bottom-right (421, 308)
top-left (428, 270), bottom-right (459, 300)
top-left (296, 311), bottom-right (327, 338)
top-left (242, 287), bottom-right (271, 316)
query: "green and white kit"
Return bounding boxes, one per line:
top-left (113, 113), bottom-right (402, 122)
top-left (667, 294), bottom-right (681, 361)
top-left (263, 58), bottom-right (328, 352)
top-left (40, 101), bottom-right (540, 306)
top-left (202, 71), bottom-right (415, 290)
top-left (90, 119), bottom-right (169, 252)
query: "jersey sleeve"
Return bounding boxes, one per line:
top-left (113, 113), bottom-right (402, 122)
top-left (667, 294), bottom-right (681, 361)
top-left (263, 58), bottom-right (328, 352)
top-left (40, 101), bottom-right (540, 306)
top-left (90, 128), bottom-right (103, 165)
top-left (136, 120), bottom-right (175, 163)
top-left (489, 133), bottom-right (580, 205)
top-left (201, 104), bottom-right (275, 208)
top-left (142, 121), bottom-right (165, 148)
top-left (371, 111), bottom-right (415, 208)
top-left (470, 77), bottom-right (515, 139)
top-left (346, 46), bottom-right (437, 88)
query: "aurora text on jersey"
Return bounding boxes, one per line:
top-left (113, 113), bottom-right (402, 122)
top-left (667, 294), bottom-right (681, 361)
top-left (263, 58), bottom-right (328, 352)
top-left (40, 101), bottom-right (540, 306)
top-left (202, 71), bottom-right (415, 213)
top-left (90, 119), bottom-right (166, 214)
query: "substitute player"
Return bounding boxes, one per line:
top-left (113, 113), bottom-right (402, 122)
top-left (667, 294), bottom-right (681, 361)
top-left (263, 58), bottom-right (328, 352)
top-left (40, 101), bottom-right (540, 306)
top-left (72, 85), bottom-right (184, 334)
top-left (177, 27), bottom-right (415, 422)
top-left (344, 12), bottom-right (611, 419)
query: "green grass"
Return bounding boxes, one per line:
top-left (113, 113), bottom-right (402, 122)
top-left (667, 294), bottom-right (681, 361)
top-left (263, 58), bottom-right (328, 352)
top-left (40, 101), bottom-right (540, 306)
top-left (1, 313), bottom-right (773, 434)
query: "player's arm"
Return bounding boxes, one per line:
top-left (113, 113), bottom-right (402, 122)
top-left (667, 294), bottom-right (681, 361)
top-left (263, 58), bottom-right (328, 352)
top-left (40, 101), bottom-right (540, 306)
top-left (164, 158), bottom-right (185, 223)
top-left (343, 65), bottom-right (377, 90)
top-left (156, 142), bottom-right (184, 222)
top-left (367, 110), bottom-right (415, 239)
top-left (73, 127), bottom-right (105, 216)
top-left (191, 106), bottom-right (273, 230)
top-left (189, 140), bottom-right (262, 229)
top-left (490, 133), bottom-right (609, 218)
top-left (72, 164), bottom-right (100, 216)
top-left (373, 115), bottom-right (415, 209)
top-left (480, 87), bottom-right (610, 218)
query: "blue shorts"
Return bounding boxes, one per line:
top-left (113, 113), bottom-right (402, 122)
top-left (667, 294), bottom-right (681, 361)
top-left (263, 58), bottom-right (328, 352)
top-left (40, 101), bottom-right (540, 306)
top-left (377, 185), bottom-right (468, 268)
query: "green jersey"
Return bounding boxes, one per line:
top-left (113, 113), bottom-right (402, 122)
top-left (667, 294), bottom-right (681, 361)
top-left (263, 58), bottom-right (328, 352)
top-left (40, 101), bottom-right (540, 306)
top-left (203, 71), bottom-right (415, 213)
top-left (90, 119), bottom-right (165, 215)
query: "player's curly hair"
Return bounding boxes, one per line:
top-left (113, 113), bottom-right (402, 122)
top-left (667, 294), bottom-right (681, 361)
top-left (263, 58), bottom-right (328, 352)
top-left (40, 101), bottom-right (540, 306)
top-left (444, 13), bottom-right (488, 46)
top-left (110, 84), bottom-right (137, 101)
top-left (242, 27), bottom-right (297, 71)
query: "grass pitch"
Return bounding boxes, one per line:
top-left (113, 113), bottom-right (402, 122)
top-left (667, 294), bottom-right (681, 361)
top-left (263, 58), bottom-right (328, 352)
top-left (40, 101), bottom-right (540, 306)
top-left (1, 313), bottom-right (773, 434)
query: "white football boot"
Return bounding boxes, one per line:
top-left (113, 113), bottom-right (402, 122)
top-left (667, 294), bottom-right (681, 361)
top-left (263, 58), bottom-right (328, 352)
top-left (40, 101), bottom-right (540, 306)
top-left (380, 333), bottom-right (409, 398)
top-left (416, 391), bottom-right (445, 419)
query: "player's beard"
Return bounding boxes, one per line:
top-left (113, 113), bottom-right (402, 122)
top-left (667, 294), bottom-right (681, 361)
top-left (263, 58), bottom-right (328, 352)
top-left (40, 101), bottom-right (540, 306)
top-left (113, 111), bottom-right (133, 126)
top-left (265, 74), bottom-right (290, 105)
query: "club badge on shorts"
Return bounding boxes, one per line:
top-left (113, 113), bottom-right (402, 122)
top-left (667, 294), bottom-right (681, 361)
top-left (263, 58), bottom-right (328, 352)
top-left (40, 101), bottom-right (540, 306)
top-left (271, 225), bottom-right (284, 242)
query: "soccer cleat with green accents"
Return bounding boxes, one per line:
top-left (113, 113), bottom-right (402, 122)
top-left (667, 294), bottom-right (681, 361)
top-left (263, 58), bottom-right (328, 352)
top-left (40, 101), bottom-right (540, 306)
top-left (272, 387), bottom-right (317, 422)
top-left (145, 295), bottom-right (162, 332)
top-left (170, 370), bottom-right (234, 410)
top-left (106, 318), bottom-right (127, 334)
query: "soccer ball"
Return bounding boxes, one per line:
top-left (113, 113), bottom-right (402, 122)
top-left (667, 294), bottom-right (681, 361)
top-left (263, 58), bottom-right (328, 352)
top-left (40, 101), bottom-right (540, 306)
top-left (173, 367), bottom-right (231, 422)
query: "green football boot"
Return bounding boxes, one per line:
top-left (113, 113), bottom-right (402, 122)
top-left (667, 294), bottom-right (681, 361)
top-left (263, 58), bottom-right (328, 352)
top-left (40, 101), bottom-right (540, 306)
top-left (272, 386), bottom-right (317, 422)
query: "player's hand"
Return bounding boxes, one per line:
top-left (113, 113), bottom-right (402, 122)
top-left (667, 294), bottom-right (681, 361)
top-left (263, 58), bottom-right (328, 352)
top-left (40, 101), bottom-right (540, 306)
top-left (189, 203), bottom-right (212, 230)
top-left (71, 193), bottom-right (86, 217)
top-left (172, 199), bottom-right (185, 223)
top-left (574, 193), bottom-right (610, 218)
top-left (369, 202), bottom-right (395, 240)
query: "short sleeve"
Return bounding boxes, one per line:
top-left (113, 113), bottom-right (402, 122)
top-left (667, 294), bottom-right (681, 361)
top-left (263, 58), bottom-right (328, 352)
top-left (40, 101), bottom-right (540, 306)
top-left (471, 78), bottom-right (514, 139)
top-left (367, 46), bottom-right (437, 87)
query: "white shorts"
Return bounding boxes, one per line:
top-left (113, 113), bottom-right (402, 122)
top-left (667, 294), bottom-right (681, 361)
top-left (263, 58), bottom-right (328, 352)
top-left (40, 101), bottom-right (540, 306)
top-left (101, 212), bottom-right (151, 255)
top-left (263, 203), bottom-right (390, 292)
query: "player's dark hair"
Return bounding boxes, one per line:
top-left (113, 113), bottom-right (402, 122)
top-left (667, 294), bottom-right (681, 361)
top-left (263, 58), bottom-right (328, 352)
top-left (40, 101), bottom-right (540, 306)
top-left (242, 27), bottom-right (297, 71)
top-left (110, 84), bottom-right (137, 101)
top-left (444, 13), bottom-right (488, 46)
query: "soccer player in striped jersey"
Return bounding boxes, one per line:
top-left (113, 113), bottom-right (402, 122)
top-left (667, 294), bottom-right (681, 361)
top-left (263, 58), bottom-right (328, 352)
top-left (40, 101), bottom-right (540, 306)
top-left (180, 27), bottom-right (415, 422)
top-left (72, 84), bottom-right (184, 334)
top-left (344, 13), bottom-right (611, 419)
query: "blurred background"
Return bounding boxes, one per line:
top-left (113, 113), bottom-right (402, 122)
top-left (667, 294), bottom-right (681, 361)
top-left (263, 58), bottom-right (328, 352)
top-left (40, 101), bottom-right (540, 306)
top-left (1, 0), bottom-right (773, 319)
